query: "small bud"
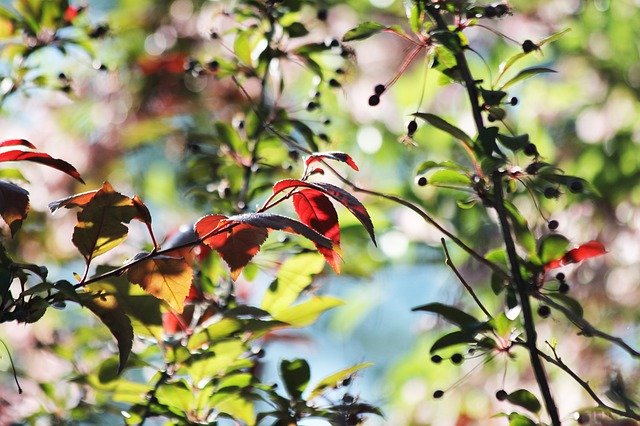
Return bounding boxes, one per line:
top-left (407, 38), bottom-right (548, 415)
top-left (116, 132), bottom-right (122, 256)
top-left (328, 78), bottom-right (341, 88)
top-left (544, 187), bottom-right (560, 199)
top-left (510, 97), bottom-right (518, 106)
top-left (342, 394), bottom-right (354, 404)
top-left (525, 161), bottom-right (544, 175)
top-left (306, 101), bottom-right (319, 111)
top-left (484, 5), bottom-right (497, 18)
top-left (537, 304), bottom-right (551, 318)
top-left (368, 94), bottom-right (380, 106)
top-left (433, 390), bottom-right (444, 399)
top-left (317, 8), bottom-right (328, 21)
top-left (496, 389), bottom-right (508, 401)
top-left (341, 377), bottom-right (352, 387)
top-left (522, 39), bottom-right (538, 53)
top-left (374, 84), bottom-right (385, 95)
top-left (329, 38), bottom-right (340, 48)
top-left (318, 133), bottom-right (329, 142)
top-left (547, 220), bottom-right (559, 230)
top-left (487, 114), bottom-right (497, 122)
top-left (556, 272), bottom-right (566, 281)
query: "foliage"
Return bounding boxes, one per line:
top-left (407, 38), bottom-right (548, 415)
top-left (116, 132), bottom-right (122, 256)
top-left (0, 0), bottom-right (638, 425)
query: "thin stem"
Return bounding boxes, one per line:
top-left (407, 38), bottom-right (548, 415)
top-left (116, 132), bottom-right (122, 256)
top-left (440, 238), bottom-right (491, 319)
top-left (138, 368), bottom-right (171, 426)
top-left (424, 5), bottom-right (560, 424)
top-left (0, 338), bottom-right (22, 393)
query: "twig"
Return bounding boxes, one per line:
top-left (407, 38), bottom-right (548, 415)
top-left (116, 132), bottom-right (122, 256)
top-left (440, 238), bottom-right (492, 319)
top-left (0, 338), bottom-right (22, 393)
top-left (138, 367), bottom-right (172, 426)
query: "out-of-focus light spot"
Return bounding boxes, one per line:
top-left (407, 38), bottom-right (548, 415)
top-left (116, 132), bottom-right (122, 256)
top-left (145, 33), bottom-right (167, 56)
top-left (576, 108), bottom-right (607, 143)
top-left (357, 125), bottom-right (383, 154)
top-left (594, 0), bottom-right (610, 11)
top-left (369, 0), bottom-right (394, 9)
top-left (606, 267), bottom-right (639, 306)
top-left (0, 78), bottom-right (13, 95)
top-left (380, 230), bottom-right (408, 258)
top-left (170, 0), bottom-right (193, 22)
top-left (401, 379), bottom-right (427, 405)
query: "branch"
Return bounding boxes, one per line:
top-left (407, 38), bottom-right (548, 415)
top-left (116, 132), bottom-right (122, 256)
top-left (138, 367), bottom-right (172, 426)
top-left (441, 237), bottom-right (492, 319)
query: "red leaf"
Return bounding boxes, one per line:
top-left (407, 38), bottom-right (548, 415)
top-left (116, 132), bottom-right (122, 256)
top-left (132, 195), bottom-right (152, 224)
top-left (272, 179), bottom-right (376, 245)
top-left (0, 149), bottom-right (84, 183)
top-left (0, 181), bottom-right (29, 236)
top-left (49, 189), bottom-right (99, 213)
top-left (0, 139), bottom-right (37, 149)
top-left (194, 215), bottom-right (268, 280)
top-left (293, 189), bottom-right (341, 272)
top-left (305, 152), bottom-right (359, 171)
top-left (544, 240), bottom-right (607, 271)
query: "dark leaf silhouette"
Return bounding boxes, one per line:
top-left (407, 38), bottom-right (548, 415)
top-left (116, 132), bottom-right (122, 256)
top-left (272, 179), bottom-right (376, 245)
top-left (0, 143), bottom-right (84, 183)
top-left (305, 152), bottom-right (359, 171)
top-left (0, 181), bottom-right (29, 236)
top-left (293, 189), bottom-right (341, 272)
top-left (49, 189), bottom-right (99, 213)
top-left (544, 240), bottom-right (606, 271)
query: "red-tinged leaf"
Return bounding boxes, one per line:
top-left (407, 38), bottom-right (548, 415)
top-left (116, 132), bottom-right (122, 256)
top-left (0, 139), bottom-right (37, 149)
top-left (305, 152), bottom-right (359, 171)
top-left (127, 253), bottom-right (193, 313)
top-left (48, 189), bottom-right (99, 213)
top-left (293, 189), bottom-right (341, 272)
top-left (131, 195), bottom-right (152, 224)
top-left (71, 182), bottom-right (138, 262)
top-left (230, 212), bottom-right (333, 249)
top-left (272, 179), bottom-right (376, 245)
top-left (195, 215), bottom-right (268, 281)
top-left (63, 6), bottom-right (79, 22)
top-left (544, 240), bottom-right (607, 271)
top-left (81, 292), bottom-right (133, 374)
top-left (0, 181), bottom-right (29, 236)
top-left (0, 150), bottom-right (84, 183)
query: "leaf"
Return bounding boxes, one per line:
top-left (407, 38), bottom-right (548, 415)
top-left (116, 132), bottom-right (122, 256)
top-left (127, 253), bottom-right (193, 314)
top-left (496, 134), bottom-right (530, 152)
top-left (230, 212), bottom-right (333, 249)
top-left (427, 169), bottom-right (472, 187)
top-left (272, 296), bottom-right (343, 327)
top-left (500, 67), bottom-right (556, 90)
top-left (280, 359), bottom-right (310, 400)
top-left (293, 189), bottom-right (341, 272)
top-left (195, 215), bottom-right (268, 280)
top-left (81, 292), bottom-right (133, 373)
top-left (507, 412), bottom-right (536, 426)
top-left (412, 302), bottom-right (480, 327)
top-left (430, 331), bottom-right (477, 354)
top-left (131, 195), bottom-right (152, 224)
top-left (71, 182), bottom-right (138, 262)
top-left (544, 240), bottom-right (606, 271)
top-left (538, 234), bottom-right (570, 264)
top-left (538, 28), bottom-right (571, 46)
top-left (0, 139), bottom-right (36, 149)
top-left (412, 113), bottom-right (474, 148)
top-left (504, 200), bottom-right (536, 256)
top-left (507, 389), bottom-right (541, 414)
top-left (0, 147), bottom-right (84, 183)
top-left (342, 22), bottom-right (386, 42)
top-left (416, 160), bottom-right (465, 175)
top-left (272, 179), bottom-right (376, 245)
top-left (309, 362), bottom-right (373, 400)
top-left (262, 253), bottom-right (326, 314)
top-left (305, 152), bottom-right (359, 171)
top-left (0, 180), bottom-right (29, 236)
top-left (284, 22), bottom-right (308, 38)
top-left (49, 189), bottom-right (99, 212)
top-left (547, 293), bottom-right (584, 317)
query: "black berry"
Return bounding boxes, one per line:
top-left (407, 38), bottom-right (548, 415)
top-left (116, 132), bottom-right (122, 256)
top-left (329, 38), bottom-right (340, 48)
top-left (368, 95), bottom-right (380, 106)
top-left (522, 39), bottom-right (538, 53)
top-left (569, 179), bottom-right (584, 193)
top-left (430, 354), bottom-right (442, 363)
top-left (374, 84), bottom-right (385, 95)
top-left (317, 8), bottom-right (328, 21)
top-left (416, 176), bottom-right (428, 186)
top-left (328, 78), bottom-right (341, 88)
top-left (306, 101), bottom-right (319, 111)
top-left (484, 5), bottom-right (497, 18)
top-left (342, 394), bottom-right (354, 404)
top-left (556, 272), bottom-right (566, 281)
top-left (318, 133), bottom-right (329, 142)
top-left (433, 390), bottom-right (444, 399)
top-left (523, 143), bottom-right (538, 156)
top-left (450, 353), bottom-right (463, 364)
top-left (496, 389), bottom-right (508, 401)
top-left (488, 114), bottom-right (497, 122)
top-left (547, 220), bottom-right (559, 230)
top-left (510, 97), bottom-right (518, 106)
top-left (407, 120), bottom-right (418, 135)
top-left (558, 282), bottom-right (570, 294)
top-left (537, 305), bottom-right (551, 318)
top-left (544, 187), bottom-right (560, 199)
top-left (207, 60), bottom-right (219, 71)
top-left (495, 4), bottom-right (510, 16)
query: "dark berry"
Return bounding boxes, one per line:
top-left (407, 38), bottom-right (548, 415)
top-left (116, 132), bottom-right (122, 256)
top-left (323, 119), bottom-right (331, 125)
top-left (522, 39), bottom-right (538, 53)
top-left (547, 220), bottom-right (559, 230)
top-left (318, 133), bottom-right (329, 142)
top-left (494, 4), bottom-right (510, 16)
top-left (537, 305), bottom-right (551, 318)
top-left (288, 150), bottom-right (300, 161)
top-left (342, 394), bottom-right (354, 404)
top-left (558, 282), bottom-right (570, 294)
top-left (210, 31), bottom-right (219, 39)
top-left (207, 60), bottom-right (219, 71)
top-left (496, 389), bottom-right (508, 401)
top-left (368, 95), bottom-right (380, 106)
top-left (328, 78), bottom-right (341, 88)
top-left (525, 161), bottom-right (544, 175)
top-left (416, 176), bottom-right (428, 187)
top-left (569, 179), bottom-right (584, 193)
top-left (407, 120), bottom-right (418, 135)
top-left (487, 114), bottom-right (497, 122)
top-left (335, 68), bottom-right (345, 75)
top-left (184, 58), bottom-right (198, 72)
top-left (329, 38), bottom-right (340, 48)
top-left (523, 143), bottom-right (538, 156)
top-left (450, 353), bottom-right (463, 364)
top-left (306, 101), bottom-right (319, 111)
top-left (341, 377), bottom-right (352, 387)
top-left (89, 24), bottom-right (109, 38)
top-left (510, 97), bottom-right (518, 106)
top-left (374, 84), bottom-right (385, 95)
top-left (484, 5), bottom-right (497, 18)
top-left (433, 390), bottom-right (444, 399)
top-left (430, 354), bottom-right (442, 364)
top-left (544, 187), bottom-right (560, 199)
top-left (317, 8), bottom-right (328, 21)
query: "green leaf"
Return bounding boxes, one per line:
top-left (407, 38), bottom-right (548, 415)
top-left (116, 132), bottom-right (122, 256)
top-left (490, 313), bottom-right (513, 336)
top-left (412, 302), bottom-right (479, 327)
top-left (262, 253), bottom-right (326, 314)
top-left (234, 30), bottom-right (253, 65)
top-left (481, 89), bottom-right (507, 106)
top-left (156, 380), bottom-right (193, 412)
top-left (504, 201), bottom-right (536, 256)
top-left (427, 169), bottom-right (472, 187)
top-left (280, 359), bottom-right (310, 400)
top-left (507, 389), bottom-right (541, 414)
top-left (285, 22), bottom-right (308, 38)
top-left (309, 362), bottom-right (373, 399)
top-left (500, 67), bottom-right (556, 90)
top-left (342, 22), bottom-right (386, 42)
top-left (548, 293), bottom-right (584, 318)
top-left (416, 160), bottom-right (465, 175)
top-left (538, 28), bottom-right (571, 46)
top-left (497, 134), bottom-right (530, 152)
top-left (413, 113), bottom-right (474, 147)
top-left (508, 412), bottom-right (537, 426)
top-left (430, 331), bottom-right (477, 354)
top-left (538, 234), bottom-right (570, 264)
top-left (272, 296), bottom-right (343, 327)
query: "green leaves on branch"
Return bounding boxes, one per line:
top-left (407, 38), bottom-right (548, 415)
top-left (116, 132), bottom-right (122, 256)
top-left (342, 22), bottom-right (386, 42)
top-left (412, 113), bottom-right (474, 148)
